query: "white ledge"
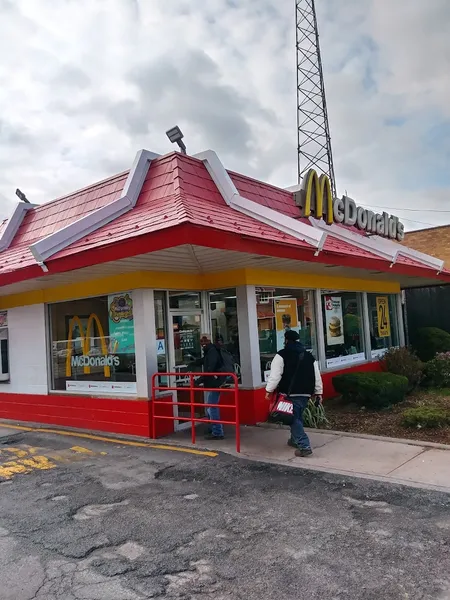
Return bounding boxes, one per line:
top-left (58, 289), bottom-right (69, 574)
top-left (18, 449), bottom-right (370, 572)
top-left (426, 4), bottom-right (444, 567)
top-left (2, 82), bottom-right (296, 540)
top-left (0, 202), bottom-right (36, 252)
top-left (310, 219), bottom-right (397, 262)
top-left (193, 150), bottom-right (326, 250)
top-left (371, 235), bottom-right (444, 272)
top-left (30, 150), bottom-right (159, 266)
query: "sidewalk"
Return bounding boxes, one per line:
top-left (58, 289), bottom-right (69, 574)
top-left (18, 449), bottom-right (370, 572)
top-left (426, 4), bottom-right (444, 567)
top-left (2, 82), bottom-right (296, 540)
top-left (166, 425), bottom-right (450, 493)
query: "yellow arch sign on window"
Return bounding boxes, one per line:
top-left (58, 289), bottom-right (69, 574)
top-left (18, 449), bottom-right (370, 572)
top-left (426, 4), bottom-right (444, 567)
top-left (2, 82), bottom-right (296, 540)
top-left (65, 314), bottom-right (113, 378)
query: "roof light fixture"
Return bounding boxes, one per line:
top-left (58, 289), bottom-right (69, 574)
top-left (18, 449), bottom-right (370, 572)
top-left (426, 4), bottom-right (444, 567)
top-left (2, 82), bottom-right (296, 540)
top-left (15, 188), bottom-right (30, 203)
top-left (166, 125), bottom-right (187, 154)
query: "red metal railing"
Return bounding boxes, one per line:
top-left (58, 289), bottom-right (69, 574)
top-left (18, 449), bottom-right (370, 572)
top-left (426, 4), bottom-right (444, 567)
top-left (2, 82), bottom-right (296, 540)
top-left (151, 372), bottom-right (240, 453)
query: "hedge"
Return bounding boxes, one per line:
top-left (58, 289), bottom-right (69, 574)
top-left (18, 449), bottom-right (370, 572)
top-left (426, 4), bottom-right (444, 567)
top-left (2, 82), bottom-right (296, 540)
top-left (333, 372), bottom-right (409, 409)
top-left (413, 327), bottom-right (450, 362)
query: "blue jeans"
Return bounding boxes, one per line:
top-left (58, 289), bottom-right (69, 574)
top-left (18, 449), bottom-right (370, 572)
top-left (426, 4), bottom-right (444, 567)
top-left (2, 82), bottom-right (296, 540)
top-left (207, 391), bottom-right (224, 437)
top-left (290, 395), bottom-right (311, 450)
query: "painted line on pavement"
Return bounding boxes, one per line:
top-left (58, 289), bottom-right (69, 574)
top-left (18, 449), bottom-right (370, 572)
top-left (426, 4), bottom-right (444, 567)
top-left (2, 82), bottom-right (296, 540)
top-left (0, 424), bottom-right (218, 458)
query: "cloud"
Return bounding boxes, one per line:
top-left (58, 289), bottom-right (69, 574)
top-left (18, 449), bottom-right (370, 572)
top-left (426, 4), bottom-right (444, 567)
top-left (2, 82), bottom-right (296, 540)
top-left (0, 0), bottom-right (448, 232)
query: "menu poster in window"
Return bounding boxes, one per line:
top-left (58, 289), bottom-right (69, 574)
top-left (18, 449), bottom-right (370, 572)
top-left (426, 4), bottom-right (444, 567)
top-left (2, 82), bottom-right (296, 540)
top-left (275, 299), bottom-right (300, 351)
top-left (324, 296), bottom-right (345, 346)
top-left (108, 292), bottom-right (135, 354)
top-left (376, 296), bottom-right (391, 338)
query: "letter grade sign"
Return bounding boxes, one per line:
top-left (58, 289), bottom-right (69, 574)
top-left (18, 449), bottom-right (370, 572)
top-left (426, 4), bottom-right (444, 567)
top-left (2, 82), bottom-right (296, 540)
top-left (294, 169), bottom-right (405, 242)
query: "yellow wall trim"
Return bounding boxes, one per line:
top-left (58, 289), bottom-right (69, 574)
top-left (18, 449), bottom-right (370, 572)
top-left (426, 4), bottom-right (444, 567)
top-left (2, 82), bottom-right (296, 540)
top-left (0, 268), bottom-right (400, 309)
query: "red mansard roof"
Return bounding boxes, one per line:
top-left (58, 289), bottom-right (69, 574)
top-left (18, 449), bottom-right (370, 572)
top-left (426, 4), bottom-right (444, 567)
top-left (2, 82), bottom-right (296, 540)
top-left (0, 151), bottom-right (448, 287)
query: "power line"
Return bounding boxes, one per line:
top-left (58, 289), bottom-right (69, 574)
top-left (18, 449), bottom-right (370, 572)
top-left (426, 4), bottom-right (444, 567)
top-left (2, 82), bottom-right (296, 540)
top-left (359, 203), bottom-right (450, 214)
top-left (394, 216), bottom-right (440, 227)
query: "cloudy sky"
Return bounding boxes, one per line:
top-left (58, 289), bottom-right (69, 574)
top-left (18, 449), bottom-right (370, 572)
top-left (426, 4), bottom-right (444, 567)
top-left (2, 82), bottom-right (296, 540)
top-left (0, 0), bottom-right (449, 231)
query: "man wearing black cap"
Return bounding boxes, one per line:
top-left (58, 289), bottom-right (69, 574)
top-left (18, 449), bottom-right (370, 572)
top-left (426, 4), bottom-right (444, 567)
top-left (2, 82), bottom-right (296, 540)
top-left (265, 329), bottom-right (323, 457)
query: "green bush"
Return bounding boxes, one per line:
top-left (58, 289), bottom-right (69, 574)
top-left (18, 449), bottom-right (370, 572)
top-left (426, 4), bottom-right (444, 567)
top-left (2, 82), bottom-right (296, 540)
top-left (402, 406), bottom-right (450, 429)
top-left (413, 327), bottom-right (450, 362)
top-left (423, 352), bottom-right (450, 388)
top-left (380, 346), bottom-right (423, 392)
top-left (333, 372), bottom-right (409, 409)
top-left (303, 399), bottom-right (329, 429)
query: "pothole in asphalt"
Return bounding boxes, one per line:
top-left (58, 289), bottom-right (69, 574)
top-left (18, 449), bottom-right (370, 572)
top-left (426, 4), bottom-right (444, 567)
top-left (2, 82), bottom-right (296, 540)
top-left (73, 500), bottom-right (129, 521)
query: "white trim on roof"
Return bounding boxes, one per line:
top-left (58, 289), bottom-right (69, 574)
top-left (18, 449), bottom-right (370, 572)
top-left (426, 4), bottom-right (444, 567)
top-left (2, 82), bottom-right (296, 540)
top-left (371, 235), bottom-right (444, 273)
top-left (30, 150), bottom-right (159, 267)
top-left (309, 212), bottom-right (443, 273)
top-left (309, 219), bottom-right (398, 263)
top-left (194, 150), bottom-right (326, 251)
top-left (0, 202), bottom-right (36, 253)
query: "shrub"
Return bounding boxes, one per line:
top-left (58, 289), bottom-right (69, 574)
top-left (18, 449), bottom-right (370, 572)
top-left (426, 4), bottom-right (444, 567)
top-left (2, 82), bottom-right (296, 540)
top-left (402, 406), bottom-right (450, 429)
top-left (413, 327), bottom-right (450, 362)
top-left (380, 346), bottom-right (424, 392)
top-left (303, 399), bottom-right (329, 429)
top-left (423, 352), bottom-right (450, 388)
top-left (333, 372), bottom-right (408, 410)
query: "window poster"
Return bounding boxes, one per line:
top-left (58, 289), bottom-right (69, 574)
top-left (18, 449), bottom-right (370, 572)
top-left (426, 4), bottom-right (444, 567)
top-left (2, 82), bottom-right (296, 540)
top-left (275, 298), bottom-right (300, 350)
top-left (376, 296), bottom-right (391, 338)
top-left (108, 292), bottom-right (135, 354)
top-left (324, 296), bottom-right (345, 346)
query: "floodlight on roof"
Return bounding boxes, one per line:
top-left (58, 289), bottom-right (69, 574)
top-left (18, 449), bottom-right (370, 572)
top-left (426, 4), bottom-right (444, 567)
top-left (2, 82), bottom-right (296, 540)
top-left (15, 188), bottom-right (30, 203)
top-left (166, 125), bottom-right (187, 154)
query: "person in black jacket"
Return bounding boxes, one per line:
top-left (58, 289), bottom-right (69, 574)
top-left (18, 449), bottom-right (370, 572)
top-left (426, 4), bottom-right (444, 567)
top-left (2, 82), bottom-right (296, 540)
top-left (265, 329), bottom-right (323, 457)
top-left (196, 334), bottom-right (225, 440)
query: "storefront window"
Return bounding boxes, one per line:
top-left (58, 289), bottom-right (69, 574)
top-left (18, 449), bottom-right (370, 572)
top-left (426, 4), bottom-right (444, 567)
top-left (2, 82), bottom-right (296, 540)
top-left (321, 291), bottom-right (365, 369)
top-left (256, 288), bottom-right (317, 382)
top-left (367, 294), bottom-right (399, 358)
top-left (49, 293), bottom-right (136, 394)
top-left (169, 292), bottom-right (201, 310)
top-left (0, 311), bottom-right (9, 383)
top-left (209, 289), bottom-right (241, 381)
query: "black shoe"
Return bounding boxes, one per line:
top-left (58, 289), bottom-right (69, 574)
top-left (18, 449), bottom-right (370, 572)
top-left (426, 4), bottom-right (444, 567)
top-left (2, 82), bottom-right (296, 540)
top-left (204, 434), bottom-right (224, 441)
top-left (287, 438), bottom-right (298, 448)
top-left (295, 448), bottom-right (313, 457)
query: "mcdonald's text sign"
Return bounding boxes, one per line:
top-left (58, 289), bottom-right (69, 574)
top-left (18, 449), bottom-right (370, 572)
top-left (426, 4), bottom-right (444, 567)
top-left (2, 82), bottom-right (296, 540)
top-left (66, 313), bottom-right (116, 378)
top-left (294, 169), bottom-right (405, 242)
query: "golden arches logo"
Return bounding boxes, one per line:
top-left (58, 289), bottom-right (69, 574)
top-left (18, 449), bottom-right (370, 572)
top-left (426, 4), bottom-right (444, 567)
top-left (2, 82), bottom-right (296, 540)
top-left (65, 314), bottom-right (110, 378)
top-left (295, 168), bottom-right (333, 225)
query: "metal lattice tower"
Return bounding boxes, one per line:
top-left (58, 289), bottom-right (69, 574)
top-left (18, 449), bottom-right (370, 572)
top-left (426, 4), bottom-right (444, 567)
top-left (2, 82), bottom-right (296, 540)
top-left (296, 0), bottom-right (336, 196)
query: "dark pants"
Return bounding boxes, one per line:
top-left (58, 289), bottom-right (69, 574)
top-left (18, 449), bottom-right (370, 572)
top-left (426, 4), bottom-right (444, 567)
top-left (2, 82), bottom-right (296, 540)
top-left (290, 395), bottom-right (311, 450)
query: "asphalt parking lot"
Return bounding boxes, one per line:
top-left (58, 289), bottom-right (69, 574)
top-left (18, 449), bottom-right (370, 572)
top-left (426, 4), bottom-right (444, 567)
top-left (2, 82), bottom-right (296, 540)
top-left (0, 427), bottom-right (449, 600)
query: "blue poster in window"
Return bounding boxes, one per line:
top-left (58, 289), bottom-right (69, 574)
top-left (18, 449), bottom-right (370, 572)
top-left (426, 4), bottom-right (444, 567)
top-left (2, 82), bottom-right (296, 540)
top-left (108, 292), bottom-right (135, 354)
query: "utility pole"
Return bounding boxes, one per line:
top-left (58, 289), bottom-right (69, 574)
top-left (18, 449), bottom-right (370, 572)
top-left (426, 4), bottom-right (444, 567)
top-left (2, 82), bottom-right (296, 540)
top-left (296, 0), bottom-right (336, 197)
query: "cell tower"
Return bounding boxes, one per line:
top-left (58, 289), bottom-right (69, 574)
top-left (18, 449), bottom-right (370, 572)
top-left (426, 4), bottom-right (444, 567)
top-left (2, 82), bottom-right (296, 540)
top-left (296, 0), bottom-right (336, 197)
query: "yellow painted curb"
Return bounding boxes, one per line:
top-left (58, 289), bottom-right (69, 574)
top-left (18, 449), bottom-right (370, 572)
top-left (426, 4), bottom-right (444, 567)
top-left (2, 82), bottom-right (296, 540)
top-left (0, 424), bottom-right (218, 458)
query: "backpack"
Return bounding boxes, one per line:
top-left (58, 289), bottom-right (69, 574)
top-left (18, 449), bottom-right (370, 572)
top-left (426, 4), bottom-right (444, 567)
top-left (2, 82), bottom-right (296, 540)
top-left (217, 347), bottom-right (236, 384)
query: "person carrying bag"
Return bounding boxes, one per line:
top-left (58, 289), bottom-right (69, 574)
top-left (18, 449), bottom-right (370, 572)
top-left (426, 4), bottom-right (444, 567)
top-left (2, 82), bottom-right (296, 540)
top-left (265, 329), bottom-right (323, 457)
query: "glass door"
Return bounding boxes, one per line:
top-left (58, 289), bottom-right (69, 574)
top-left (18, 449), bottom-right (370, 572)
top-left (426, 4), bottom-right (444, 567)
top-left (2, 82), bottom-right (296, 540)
top-left (169, 312), bottom-right (204, 430)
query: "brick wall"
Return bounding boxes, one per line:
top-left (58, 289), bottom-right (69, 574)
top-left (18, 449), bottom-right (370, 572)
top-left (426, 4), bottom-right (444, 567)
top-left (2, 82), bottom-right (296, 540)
top-left (404, 226), bottom-right (450, 266)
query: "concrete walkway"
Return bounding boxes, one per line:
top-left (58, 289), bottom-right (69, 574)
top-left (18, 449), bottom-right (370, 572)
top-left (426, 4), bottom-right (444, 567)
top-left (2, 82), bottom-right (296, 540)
top-left (167, 425), bottom-right (450, 493)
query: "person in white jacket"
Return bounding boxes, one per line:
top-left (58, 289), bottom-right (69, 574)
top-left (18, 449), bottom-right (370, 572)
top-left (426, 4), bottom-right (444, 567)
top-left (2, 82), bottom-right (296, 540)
top-left (265, 329), bottom-right (323, 457)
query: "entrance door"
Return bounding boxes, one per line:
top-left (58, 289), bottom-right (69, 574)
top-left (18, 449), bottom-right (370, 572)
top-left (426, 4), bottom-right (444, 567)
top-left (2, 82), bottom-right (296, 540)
top-left (170, 313), bottom-right (204, 430)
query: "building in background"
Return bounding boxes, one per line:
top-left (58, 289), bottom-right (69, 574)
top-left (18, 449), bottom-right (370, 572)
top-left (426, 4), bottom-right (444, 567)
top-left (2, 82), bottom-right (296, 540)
top-left (403, 226), bottom-right (450, 342)
top-left (0, 148), bottom-right (448, 438)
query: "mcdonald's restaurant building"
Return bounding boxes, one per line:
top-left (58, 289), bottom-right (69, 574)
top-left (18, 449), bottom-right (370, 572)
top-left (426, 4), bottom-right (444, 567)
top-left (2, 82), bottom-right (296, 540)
top-left (0, 147), bottom-right (448, 438)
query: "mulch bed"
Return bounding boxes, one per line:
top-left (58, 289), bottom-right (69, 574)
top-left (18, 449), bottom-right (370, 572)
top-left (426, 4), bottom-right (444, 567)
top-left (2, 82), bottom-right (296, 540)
top-left (324, 389), bottom-right (450, 446)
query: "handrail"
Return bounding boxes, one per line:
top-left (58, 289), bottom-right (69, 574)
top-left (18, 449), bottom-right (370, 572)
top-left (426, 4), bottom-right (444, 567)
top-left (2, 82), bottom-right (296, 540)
top-left (151, 372), bottom-right (240, 452)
